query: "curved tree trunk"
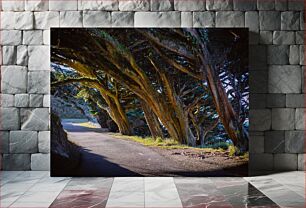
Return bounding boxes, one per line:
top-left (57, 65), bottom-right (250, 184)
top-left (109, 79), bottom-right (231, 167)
top-left (103, 96), bottom-right (133, 136)
top-left (140, 99), bottom-right (164, 139)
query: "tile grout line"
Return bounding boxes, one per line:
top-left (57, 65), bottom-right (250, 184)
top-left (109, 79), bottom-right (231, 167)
top-left (104, 177), bottom-right (116, 208)
top-left (143, 177), bottom-right (145, 208)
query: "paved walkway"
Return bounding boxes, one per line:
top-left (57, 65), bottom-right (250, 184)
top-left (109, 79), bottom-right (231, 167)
top-left (1, 171), bottom-right (305, 207)
top-left (62, 121), bottom-right (186, 177)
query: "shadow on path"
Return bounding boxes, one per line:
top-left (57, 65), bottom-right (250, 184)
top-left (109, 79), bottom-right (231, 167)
top-left (73, 147), bottom-right (142, 177)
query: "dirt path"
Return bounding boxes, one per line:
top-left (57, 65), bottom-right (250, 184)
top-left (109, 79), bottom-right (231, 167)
top-left (62, 121), bottom-right (247, 177)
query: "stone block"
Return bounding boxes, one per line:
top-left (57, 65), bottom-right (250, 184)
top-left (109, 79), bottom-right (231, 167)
top-left (3, 154), bottom-right (31, 170)
top-left (38, 131), bottom-right (50, 153)
top-left (216, 11), bottom-right (244, 27)
top-left (15, 94), bottom-right (29, 107)
top-left (193, 12), bottom-right (215, 27)
top-left (245, 11), bottom-right (259, 32)
top-left (21, 108), bottom-right (49, 131)
top-left (60, 11), bottom-right (83, 27)
top-left (181, 12), bottom-right (192, 27)
top-left (151, 0), bottom-right (173, 11)
top-left (28, 71), bottom-right (50, 94)
top-left (300, 45), bottom-right (304, 65)
top-left (267, 45), bottom-right (288, 64)
top-left (2, 46), bottom-right (17, 65)
top-left (249, 135), bottom-right (264, 154)
top-left (249, 71), bottom-right (267, 93)
top-left (1, 66), bottom-right (27, 94)
top-left (275, 0), bottom-right (287, 11)
top-left (281, 11), bottom-right (300, 30)
top-left (119, 0), bottom-right (150, 11)
top-left (1, 12), bottom-right (15, 29)
top-left (14, 12), bottom-right (34, 30)
top-left (23, 30), bottom-right (43, 45)
top-left (300, 12), bottom-right (304, 30)
top-left (0, 94), bottom-right (14, 107)
top-left (29, 94), bottom-right (44, 107)
top-left (269, 65), bottom-right (301, 93)
top-left (83, 11), bottom-right (112, 27)
top-left (0, 108), bottom-right (20, 130)
top-left (298, 154), bottom-right (305, 170)
top-left (0, 131), bottom-right (9, 153)
top-left (10, 131), bottom-right (38, 153)
top-left (135, 12), bottom-right (180, 27)
top-left (295, 108), bottom-right (304, 130)
top-left (245, 11), bottom-right (259, 44)
top-left (28, 46), bottom-right (50, 71)
top-left (285, 131), bottom-right (304, 153)
top-left (286, 94), bottom-right (304, 108)
top-left (78, 0), bottom-right (118, 10)
top-left (249, 45), bottom-right (267, 67)
top-left (43, 30), bottom-right (50, 45)
top-left (17, 45), bottom-right (28, 66)
top-left (288, 0), bottom-right (304, 11)
top-left (266, 94), bottom-right (285, 108)
top-left (264, 131), bottom-right (285, 153)
top-left (274, 154), bottom-right (298, 170)
top-left (249, 93), bottom-right (266, 109)
top-left (25, 0), bottom-right (49, 11)
top-left (249, 131), bottom-right (264, 136)
top-left (233, 0), bottom-right (256, 10)
top-left (49, 0), bottom-right (78, 10)
top-left (259, 11), bottom-right (281, 30)
top-left (174, 0), bottom-right (205, 11)
top-left (289, 45), bottom-right (300, 65)
top-left (249, 109), bottom-right (271, 131)
top-left (43, 95), bottom-right (50, 107)
top-left (31, 153), bottom-right (50, 170)
top-left (273, 31), bottom-right (295, 45)
top-left (112, 12), bottom-right (134, 27)
top-left (257, 0), bottom-right (274, 10)
top-left (296, 31), bottom-right (303, 44)
top-left (206, 0), bottom-right (232, 10)
top-left (2, 1), bottom-right (24, 11)
top-left (272, 108), bottom-right (295, 130)
top-left (249, 153), bottom-right (273, 170)
top-left (1, 30), bottom-right (22, 45)
top-left (302, 66), bottom-right (305, 93)
top-left (34, 12), bottom-right (60, 29)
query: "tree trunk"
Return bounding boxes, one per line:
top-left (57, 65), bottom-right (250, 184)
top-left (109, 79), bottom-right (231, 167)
top-left (104, 96), bottom-right (133, 136)
top-left (205, 65), bottom-right (249, 151)
top-left (140, 99), bottom-right (164, 139)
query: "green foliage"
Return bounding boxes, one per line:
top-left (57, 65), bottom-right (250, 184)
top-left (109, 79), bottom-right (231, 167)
top-left (228, 145), bottom-right (247, 157)
top-left (199, 142), bottom-right (229, 150)
top-left (228, 145), bottom-right (236, 157)
top-left (109, 133), bottom-right (189, 149)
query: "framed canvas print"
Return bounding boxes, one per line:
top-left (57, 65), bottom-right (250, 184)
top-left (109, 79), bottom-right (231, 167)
top-left (50, 28), bottom-right (249, 177)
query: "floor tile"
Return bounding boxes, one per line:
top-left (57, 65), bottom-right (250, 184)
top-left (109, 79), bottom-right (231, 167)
top-left (145, 177), bottom-right (177, 192)
top-left (0, 171), bottom-right (24, 186)
top-left (106, 192), bottom-right (144, 208)
top-left (50, 190), bottom-right (109, 208)
top-left (111, 177), bottom-right (144, 192)
top-left (145, 189), bottom-right (183, 208)
top-left (245, 176), bottom-right (305, 208)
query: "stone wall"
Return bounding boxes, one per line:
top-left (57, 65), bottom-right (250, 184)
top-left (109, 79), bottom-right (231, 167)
top-left (0, 0), bottom-right (304, 171)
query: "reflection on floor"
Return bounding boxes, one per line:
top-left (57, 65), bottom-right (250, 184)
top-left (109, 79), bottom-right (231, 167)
top-left (1, 171), bottom-right (304, 208)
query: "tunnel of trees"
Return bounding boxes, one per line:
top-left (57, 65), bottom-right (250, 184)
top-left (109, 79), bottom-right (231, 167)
top-left (51, 28), bottom-right (249, 154)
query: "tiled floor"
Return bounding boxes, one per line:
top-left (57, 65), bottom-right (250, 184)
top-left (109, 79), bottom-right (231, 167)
top-left (1, 171), bottom-right (305, 208)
